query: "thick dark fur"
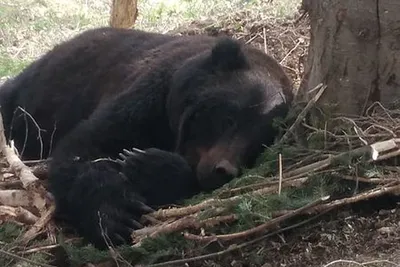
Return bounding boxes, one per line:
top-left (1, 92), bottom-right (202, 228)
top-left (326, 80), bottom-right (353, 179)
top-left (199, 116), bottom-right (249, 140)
top-left (0, 27), bottom-right (293, 249)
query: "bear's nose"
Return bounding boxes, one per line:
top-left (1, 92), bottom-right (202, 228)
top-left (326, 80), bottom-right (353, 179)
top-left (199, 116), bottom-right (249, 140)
top-left (214, 159), bottom-right (239, 182)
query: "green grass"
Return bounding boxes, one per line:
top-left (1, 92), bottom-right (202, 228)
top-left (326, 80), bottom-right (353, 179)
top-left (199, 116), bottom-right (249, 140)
top-left (0, 0), bottom-right (301, 78)
top-left (0, 54), bottom-right (29, 78)
top-left (136, 0), bottom-right (300, 32)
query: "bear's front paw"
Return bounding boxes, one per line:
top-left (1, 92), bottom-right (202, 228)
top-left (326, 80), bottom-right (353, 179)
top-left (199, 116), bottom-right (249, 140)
top-left (80, 191), bottom-right (154, 249)
top-left (116, 147), bottom-right (199, 206)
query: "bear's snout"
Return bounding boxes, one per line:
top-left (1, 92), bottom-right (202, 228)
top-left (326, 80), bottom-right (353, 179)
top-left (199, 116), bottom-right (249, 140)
top-left (195, 144), bottom-right (242, 191)
top-left (214, 159), bottom-right (239, 180)
top-left (197, 158), bottom-right (239, 191)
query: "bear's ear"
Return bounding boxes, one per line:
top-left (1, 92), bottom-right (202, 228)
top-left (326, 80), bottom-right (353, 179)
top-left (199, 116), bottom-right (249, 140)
top-left (210, 38), bottom-right (247, 71)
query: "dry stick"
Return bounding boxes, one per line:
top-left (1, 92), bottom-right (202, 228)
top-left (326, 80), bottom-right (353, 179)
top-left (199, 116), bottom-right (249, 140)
top-left (22, 159), bottom-right (49, 165)
top-left (146, 209), bottom-right (330, 267)
top-left (23, 238), bottom-right (82, 254)
top-left (263, 27), bottom-right (267, 54)
top-left (283, 152), bottom-right (329, 173)
top-left (218, 168), bottom-right (333, 198)
top-left (0, 189), bottom-right (46, 209)
top-left (323, 259), bottom-right (399, 267)
top-left (272, 183), bottom-right (400, 218)
top-left (0, 179), bottom-right (22, 189)
top-left (150, 177), bottom-right (309, 221)
top-left (278, 153), bottom-right (283, 195)
top-left (23, 244), bottom-right (61, 254)
top-left (284, 145), bottom-right (372, 178)
top-left (1, 147), bottom-right (40, 190)
top-left (340, 175), bottom-right (398, 184)
top-left (150, 198), bottom-right (230, 220)
top-left (0, 112), bottom-right (42, 191)
top-left (132, 214), bottom-right (238, 244)
top-left (279, 83), bottom-right (326, 144)
top-left (280, 39), bottom-right (303, 65)
top-left (217, 179), bottom-right (278, 198)
top-left (182, 196), bottom-right (329, 243)
top-left (284, 156), bottom-right (333, 177)
top-left (294, 10), bottom-right (308, 25)
top-left (311, 182), bottom-right (400, 213)
top-left (0, 205), bottom-right (39, 225)
top-left (19, 205), bottom-right (56, 245)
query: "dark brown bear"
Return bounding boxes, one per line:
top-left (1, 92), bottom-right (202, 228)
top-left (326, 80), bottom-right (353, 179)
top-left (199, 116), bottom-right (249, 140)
top-left (0, 27), bottom-right (293, 249)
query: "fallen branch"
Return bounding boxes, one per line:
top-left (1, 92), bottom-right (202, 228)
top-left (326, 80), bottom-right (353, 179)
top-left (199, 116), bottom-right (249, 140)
top-left (0, 189), bottom-right (46, 210)
top-left (182, 196), bottom-right (329, 243)
top-left (370, 138), bottom-right (400, 161)
top-left (23, 238), bottom-right (82, 254)
top-left (283, 144), bottom-right (374, 178)
top-left (150, 198), bottom-right (231, 221)
top-left (340, 175), bottom-right (398, 184)
top-left (132, 214), bottom-right (237, 245)
top-left (281, 138), bottom-right (400, 180)
top-left (2, 143), bottom-right (42, 190)
top-left (19, 204), bottom-right (56, 245)
top-left (150, 177), bottom-right (309, 221)
top-left (218, 176), bottom-right (308, 198)
top-left (0, 205), bottom-right (39, 225)
top-left (0, 179), bottom-right (22, 189)
top-left (311, 182), bottom-right (400, 212)
top-left (272, 182), bottom-right (400, 218)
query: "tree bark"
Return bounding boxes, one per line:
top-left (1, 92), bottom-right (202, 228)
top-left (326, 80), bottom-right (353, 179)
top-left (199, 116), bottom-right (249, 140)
top-left (378, 1), bottom-right (400, 106)
top-left (300, 0), bottom-right (400, 116)
top-left (109, 0), bottom-right (138, 29)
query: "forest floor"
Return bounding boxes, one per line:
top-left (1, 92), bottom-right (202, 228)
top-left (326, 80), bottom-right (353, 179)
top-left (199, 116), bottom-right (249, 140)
top-left (0, 0), bottom-right (399, 266)
top-left (181, 204), bottom-right (400, 267)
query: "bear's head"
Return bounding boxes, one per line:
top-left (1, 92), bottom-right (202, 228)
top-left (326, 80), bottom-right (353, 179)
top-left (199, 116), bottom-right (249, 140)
top-left (167, 37), bottom-right (293, 191)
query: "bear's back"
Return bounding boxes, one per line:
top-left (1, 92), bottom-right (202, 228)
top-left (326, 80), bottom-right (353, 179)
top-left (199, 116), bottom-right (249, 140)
top-left (0, 28), bottom-right (220, 159)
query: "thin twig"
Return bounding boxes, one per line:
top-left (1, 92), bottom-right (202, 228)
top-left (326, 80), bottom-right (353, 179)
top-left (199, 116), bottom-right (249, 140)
top-left (263, 27), bottom-right (267, 54)
top-left (17, 106), bottom-right (45, 160)
top-left (278, 153), bottom-right (283, 195)
top-left (279, 83), bottom-right (326, 144)
top-left (280, 39), bottom-right (302, 64)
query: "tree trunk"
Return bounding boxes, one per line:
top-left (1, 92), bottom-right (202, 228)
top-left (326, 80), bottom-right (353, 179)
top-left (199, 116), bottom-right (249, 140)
top-left (110, 0), bottom-right (138, 29)
top-left (300, 0), bottom-right (400, 116)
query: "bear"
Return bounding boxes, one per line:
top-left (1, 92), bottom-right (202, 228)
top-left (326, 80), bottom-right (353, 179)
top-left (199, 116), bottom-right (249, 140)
top-left (0, 27), bottom-right (293, 249)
